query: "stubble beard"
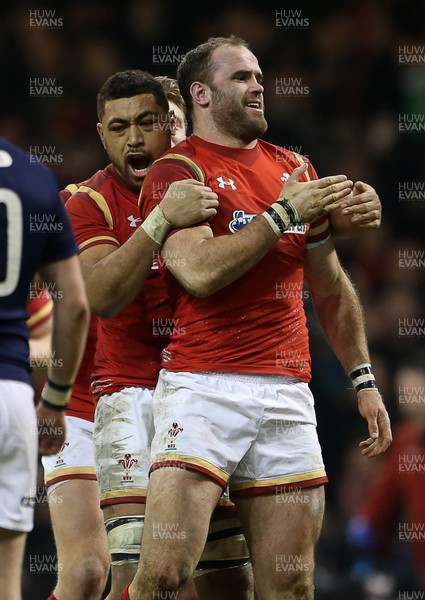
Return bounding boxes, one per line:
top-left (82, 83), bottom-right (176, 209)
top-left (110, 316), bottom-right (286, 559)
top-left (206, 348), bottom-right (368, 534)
top-left (210, 89), bottom-right (267, 145)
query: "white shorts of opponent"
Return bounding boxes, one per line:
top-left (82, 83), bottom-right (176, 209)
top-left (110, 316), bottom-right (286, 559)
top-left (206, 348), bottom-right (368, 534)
top-left (0, 380), bottom-right (37, 532)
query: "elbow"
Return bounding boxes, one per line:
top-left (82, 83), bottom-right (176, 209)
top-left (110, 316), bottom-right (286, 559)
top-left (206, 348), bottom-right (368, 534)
top-left (90, 301), bottom-right (118, 319)
top-left (179, 274), bottom-right (217, 298)
top-left (68, 297), bottom-right (91, 327)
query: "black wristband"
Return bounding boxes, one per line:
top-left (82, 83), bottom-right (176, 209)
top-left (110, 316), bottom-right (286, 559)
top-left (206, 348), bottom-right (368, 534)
top-left (266, 206), bottom-right (288, 235)
top-left (354, 380), bottom-right (378, 393)
top-left (349, 363), bottom-right (377, 393)
top-left (41, 398), bottom-right (68, 411)
top-left (47, 379), bottom-right (72, 392)
top-left (276, 198), bottom-right (299, 227)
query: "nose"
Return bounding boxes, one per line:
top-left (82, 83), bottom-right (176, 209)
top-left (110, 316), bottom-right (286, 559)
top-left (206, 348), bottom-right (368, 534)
top-left (254, 78), bottom-right (264, 93)
top-left (127, 124), bottom-right (144, 147)
top-left (249, 76), bottom-right (264, 95)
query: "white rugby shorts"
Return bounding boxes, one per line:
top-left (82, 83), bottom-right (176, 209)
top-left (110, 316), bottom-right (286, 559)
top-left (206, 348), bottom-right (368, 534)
top-left (41, 415), bottom-right (96, 495)
top-left (93, 386), bottom-right (154, 507)
top-left (150, 370), bottom-right (328, 496)
top-left (0, 380), bottom-right (37, 532)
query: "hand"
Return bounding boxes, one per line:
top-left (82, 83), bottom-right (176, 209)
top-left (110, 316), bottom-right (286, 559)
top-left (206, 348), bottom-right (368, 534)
top-left (357, 389), bottom-right (392, 458)
top-left (280, 163), bottom-right (353, 223)
top-left (160, 179), bottom-right (218, 228)
top-left (340, 182), bottom-right (381, 229)
top-left (35, 402), bottom-right (67, 456)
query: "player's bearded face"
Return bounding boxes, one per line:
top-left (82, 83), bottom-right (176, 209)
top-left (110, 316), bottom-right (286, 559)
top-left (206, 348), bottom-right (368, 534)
top-left (209, 83), bottom-right (267, 143)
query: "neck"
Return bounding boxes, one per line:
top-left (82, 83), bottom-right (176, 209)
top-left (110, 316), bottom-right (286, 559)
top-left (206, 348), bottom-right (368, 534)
top-left (192, 117), bottom-right (257, 149)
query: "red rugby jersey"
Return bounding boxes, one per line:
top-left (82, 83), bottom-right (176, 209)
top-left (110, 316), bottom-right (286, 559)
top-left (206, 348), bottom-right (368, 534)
top-left (139, 135), bottom-right (330, 382)
top-left (27, 288), bottom-right (53, 335)
top-left (66, 164), bottom-right (170, 403)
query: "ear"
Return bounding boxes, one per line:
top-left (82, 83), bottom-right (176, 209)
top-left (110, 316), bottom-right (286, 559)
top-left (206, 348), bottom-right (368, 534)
top-left (190, 82), bottom-right (211, 108)
top-left (97, 122), bottom-right (106, 149)
top-left (169, 109), bottom-right (177, 136)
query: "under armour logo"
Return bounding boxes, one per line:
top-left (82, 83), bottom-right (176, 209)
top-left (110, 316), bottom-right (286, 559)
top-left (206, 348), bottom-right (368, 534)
top-left (128, 215), bottom-right (142, 227)
top-left (216, 176), bottom-right (237, 190)
top-left (280, 172), bottom-right (290, 182)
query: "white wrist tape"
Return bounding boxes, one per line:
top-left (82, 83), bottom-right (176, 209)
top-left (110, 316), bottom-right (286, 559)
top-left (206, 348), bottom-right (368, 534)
top-left (349, 363), bottom-right (377, 393)
top-left (41, 380), bottom-right (72, 409)
top-left (140, 205), bottom-right (171, 245)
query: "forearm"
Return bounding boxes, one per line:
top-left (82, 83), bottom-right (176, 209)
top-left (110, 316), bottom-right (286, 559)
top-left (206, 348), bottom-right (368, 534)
top-left (329, 207), bottom-right (359, 238)
top-left (310, 270), bottom-right (371, 374)
top-left (167, 215), bottom-right (278, 297)
top-left (82, 227), bottom-right (160, 318)
top-left (48, 298), bottom-right (89, 386)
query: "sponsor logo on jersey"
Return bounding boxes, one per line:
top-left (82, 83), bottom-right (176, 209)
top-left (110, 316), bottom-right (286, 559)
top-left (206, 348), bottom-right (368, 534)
top-left (284, 224), bottom-right (308, 235)
top-left (280, 172), bottom-right (290, 182)
top-left (128, 215), bottom-right (142, 227)
top-left (228, 209), bottom-right (257, 233)
top-left (217, 176), bottom-right (237, 190)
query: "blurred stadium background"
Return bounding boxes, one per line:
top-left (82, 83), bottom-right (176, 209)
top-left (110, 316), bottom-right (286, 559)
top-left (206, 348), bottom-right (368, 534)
top-left (1, 1), bottom-right (424, 598)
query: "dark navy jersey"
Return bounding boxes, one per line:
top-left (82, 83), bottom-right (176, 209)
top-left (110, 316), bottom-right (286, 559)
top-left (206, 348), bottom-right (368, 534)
top-left (0, 137), bottom-right (78, 384)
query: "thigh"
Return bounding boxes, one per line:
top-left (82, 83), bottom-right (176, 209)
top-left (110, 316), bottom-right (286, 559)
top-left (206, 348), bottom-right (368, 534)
top-left (0, 528), bottom-right (27, 600)
top-left (234, 486), bottom-right (325, 596)
top-left (0, 380), bottom-right (37, 533)
top-left (141, 467), bottom-right (223, 571)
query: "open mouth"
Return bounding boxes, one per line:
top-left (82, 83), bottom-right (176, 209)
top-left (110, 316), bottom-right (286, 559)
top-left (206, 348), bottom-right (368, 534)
top-left (246, 101), bottom-right (263, 113)
top-left (127, 153), bottom-right (150, 178)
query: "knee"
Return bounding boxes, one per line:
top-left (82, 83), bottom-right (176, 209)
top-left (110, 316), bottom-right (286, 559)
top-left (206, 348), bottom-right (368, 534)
top-left (148, 561), bottom-right (193, 592)
top-left (277, 570), bottom-right (314, 598)
top-left (69, 554), bottom-right (110, 596)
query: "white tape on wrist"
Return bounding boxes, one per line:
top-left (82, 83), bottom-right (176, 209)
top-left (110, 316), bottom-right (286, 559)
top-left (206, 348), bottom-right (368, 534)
top-left (140, 205), bottom-right (171, 245)
top-left (41, 381), bottom-right (72, 409)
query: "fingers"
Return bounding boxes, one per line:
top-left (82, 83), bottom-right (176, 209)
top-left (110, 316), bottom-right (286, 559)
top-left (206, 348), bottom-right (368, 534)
top-left (321, 182), bottom-right (353, 211)
top-left (359, 413), bottom-right (392, 458)
top-left (39, 434), bottom-right (65, 456)
top-left (353, 181), bottom-right (371, 194)
top-left (316, 174), bottom-right (348, 189)
top-left (285, 163), bottom-right (308, 184)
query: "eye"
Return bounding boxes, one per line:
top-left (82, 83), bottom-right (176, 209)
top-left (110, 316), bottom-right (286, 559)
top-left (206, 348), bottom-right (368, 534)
top-left (110, 124), bottom-right (126, 133)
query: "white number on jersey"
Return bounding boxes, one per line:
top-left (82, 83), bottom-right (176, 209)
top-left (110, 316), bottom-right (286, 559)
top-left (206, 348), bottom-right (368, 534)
top-left (0, 188), bottom-right (23, 296)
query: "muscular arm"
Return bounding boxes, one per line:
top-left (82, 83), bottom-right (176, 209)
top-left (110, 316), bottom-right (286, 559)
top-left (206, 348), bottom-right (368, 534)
top-left (36, 255), bottom-right (89, 455)
top-left (79, 227), bottom-right (160, 319)
top-left (38, 254), bottom-right (89, 386)
top-left (163, 167), bottom-right (353, 297)
top-left (73, 179), bottom-right (218, 318)
top-left (304, 240), bottom-right (370, 370)
top-left (163, 217), bottom-right (279, 297)
top-left (304, 240), bottom-right (392, 457)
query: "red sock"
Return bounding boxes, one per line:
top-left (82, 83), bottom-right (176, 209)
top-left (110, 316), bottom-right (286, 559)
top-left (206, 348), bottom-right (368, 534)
top-left (117, 584), bottom-right (131, 600)
top-left (47, 595), bottom-right (57, 600)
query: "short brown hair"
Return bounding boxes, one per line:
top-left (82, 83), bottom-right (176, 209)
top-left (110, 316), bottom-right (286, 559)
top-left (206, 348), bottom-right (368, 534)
top-left (176, 36), bottom-right (249, 115)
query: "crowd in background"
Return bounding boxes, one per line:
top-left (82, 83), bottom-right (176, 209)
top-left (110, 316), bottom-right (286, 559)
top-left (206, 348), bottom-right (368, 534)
top-left (1, 1), bottom-right (424, 597)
